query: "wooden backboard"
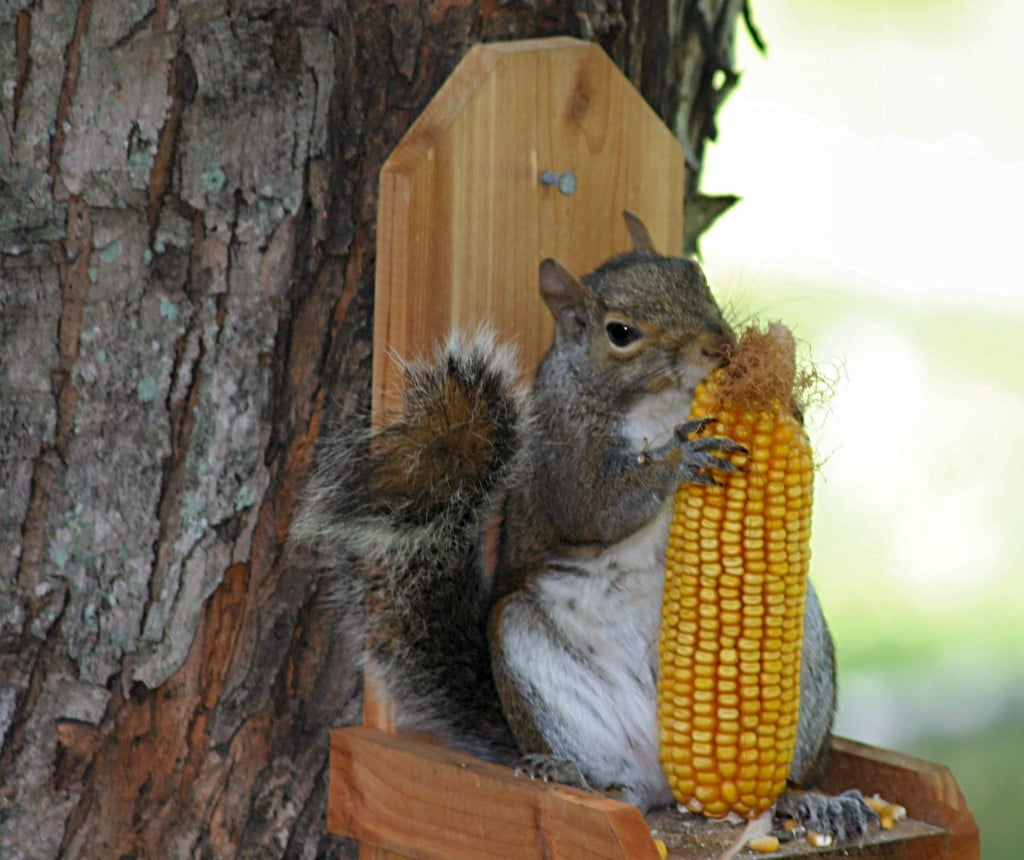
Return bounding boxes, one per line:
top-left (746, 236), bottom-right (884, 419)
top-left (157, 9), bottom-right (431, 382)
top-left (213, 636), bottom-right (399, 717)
top-left (372, 37), bottom-right (686, 422)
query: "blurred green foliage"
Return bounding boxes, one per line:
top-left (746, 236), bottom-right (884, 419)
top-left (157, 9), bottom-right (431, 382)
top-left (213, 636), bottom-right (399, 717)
top-left (716, 277), bottom-right (1024, 859)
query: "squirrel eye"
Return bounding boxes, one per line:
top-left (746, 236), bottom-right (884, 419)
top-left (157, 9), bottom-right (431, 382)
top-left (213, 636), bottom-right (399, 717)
top-left (605, 321), bottom-right (641, 349)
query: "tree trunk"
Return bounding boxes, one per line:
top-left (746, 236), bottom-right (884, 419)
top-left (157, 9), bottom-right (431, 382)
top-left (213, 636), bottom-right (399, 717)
top-left (0, 1), bottom-right (752, 857)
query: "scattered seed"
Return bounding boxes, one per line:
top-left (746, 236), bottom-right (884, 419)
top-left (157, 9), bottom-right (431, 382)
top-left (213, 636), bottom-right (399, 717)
top-left (748, 835), bottom-right (781, 853)
top-left (806, 831), bottom-right (833, 848)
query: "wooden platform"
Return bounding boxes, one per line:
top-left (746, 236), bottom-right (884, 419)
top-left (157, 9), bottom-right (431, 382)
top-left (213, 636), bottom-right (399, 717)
top-left (328, 728), bottom-right (979, 859)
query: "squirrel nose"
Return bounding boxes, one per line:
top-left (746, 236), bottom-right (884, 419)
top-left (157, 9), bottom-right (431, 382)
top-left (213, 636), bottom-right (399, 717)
top-left (701, 335), bottom-right (734, 366)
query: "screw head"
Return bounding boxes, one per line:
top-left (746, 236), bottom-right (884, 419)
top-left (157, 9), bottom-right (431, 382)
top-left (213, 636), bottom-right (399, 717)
top-left (556, 171), bottom-right (577, 195)
top-left (540, 170), bottom-right (577, 196)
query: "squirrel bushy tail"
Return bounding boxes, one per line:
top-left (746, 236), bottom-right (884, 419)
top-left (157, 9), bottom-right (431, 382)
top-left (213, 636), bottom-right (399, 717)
top-left (292, 330), bottom-right (525, 759)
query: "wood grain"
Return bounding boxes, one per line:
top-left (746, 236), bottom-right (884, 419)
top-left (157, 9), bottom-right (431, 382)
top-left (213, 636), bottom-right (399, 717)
top-left (333, 727), bottom-right (660, 860)
top-left (373, 37), bottom-right (685, 424)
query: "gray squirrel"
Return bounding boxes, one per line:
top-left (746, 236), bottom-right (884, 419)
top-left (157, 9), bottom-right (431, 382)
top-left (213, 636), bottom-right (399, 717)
top-left (293, 212), bottom-right (875, 839)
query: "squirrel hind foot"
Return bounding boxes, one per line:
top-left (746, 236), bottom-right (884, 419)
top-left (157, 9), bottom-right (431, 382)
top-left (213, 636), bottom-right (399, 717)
top-left (514, 754), bottom-right (593, 792)
top-left (775, 788), bottom-right (880, 842)
top-left (513, 755), bottom-right (663, 811)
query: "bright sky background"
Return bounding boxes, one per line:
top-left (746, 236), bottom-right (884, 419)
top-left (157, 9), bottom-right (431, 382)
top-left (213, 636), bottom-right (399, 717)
top-left (697, 0), bottom-right (1024, 747)
top-left (702, 0), bottom-right (1024, 312)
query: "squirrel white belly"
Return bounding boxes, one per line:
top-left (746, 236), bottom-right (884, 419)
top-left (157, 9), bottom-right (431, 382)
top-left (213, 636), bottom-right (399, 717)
top-left (495, 502), bottom-right (675, 809)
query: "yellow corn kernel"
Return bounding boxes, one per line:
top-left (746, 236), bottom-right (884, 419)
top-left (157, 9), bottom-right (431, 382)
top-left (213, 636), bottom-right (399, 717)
top-left (864, 795), bottom-right (886, 814)
top-left (748, 835), bottom-right (781, 854)
top-left (658, 322), bottom-right (813, 820)
top-left (865, 794), bottom-right (906, 830)
top-left (806, 831), bottom-right (834, 848)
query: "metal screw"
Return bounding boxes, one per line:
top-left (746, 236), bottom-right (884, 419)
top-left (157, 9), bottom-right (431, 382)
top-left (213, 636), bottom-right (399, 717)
top-left (540, 170), bottom-right (578, 196)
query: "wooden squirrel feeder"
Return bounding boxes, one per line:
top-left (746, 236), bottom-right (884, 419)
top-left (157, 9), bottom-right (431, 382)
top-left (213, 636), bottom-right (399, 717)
top-left (328, 38), bottom-right (979, 859)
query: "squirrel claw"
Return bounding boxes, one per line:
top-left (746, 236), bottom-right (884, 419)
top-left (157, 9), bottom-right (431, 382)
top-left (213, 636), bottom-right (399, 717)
top-left (701, 437), bottom-right (748, 457)
top-left (515, 754), bottom-right (593, 793)
top-left (675, 420), bottom-right (747, 455)
top-left (675, 421), bottom-right (747, 487)
top-left (686, 471), bottom-right (723, 487)
top-left (686, 450), bottom-right (745, 474)
top-left (675, 417), bottom-right (716, 439)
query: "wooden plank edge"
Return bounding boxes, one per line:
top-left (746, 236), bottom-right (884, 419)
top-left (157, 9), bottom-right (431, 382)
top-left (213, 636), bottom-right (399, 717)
top-left (331, 730), bottom-right (980, 860)
top-left (379, 38), bottom-right (592, 177)
top-left (371, 165), bottom-right (409, 427)
top-left (328, 726), bottom-right (660, 860)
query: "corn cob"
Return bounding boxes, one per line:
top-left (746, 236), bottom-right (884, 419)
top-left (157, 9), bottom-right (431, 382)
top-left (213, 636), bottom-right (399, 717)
top-left (658, 322), bottom-right (814, 819)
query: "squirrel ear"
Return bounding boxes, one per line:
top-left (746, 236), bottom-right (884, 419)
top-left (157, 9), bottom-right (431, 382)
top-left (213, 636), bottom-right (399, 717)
top-left (539, 258), bottom-right (587, 344)
top-left (623, 210), bottom-right (655, 253)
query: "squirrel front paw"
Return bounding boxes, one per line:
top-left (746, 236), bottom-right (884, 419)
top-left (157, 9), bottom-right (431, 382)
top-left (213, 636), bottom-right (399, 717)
top-left (775, 788), bottom-right (880, 842)
top-left (671, 417), bottom-right (746, 485)
top-left (514, 754), bottom-right (593, 792)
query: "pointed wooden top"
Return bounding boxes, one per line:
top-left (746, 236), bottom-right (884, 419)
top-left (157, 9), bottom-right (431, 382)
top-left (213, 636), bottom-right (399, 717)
top-left (373, 38), bottom-right (685, 422)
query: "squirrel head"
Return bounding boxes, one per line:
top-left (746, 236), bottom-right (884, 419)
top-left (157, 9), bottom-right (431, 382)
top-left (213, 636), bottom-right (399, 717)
top-left (538, 212), bottom-right (735, 403)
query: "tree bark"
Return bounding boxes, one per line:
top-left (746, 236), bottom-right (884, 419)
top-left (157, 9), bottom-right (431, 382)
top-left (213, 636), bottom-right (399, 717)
top-left (0, 1), bottom-right (752, 857)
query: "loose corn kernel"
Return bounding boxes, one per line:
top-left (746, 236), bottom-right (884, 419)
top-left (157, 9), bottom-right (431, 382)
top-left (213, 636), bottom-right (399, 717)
top-left (806, 831), bottom-right (833, 848)
top-left (865, 793), bottom-right (906, 830)
top-left (657, 323), bottom-right (813, 820)
top-left (748, 835), bottom-right (781, 854)
top-left (864, 796), bottom-right (885, 813)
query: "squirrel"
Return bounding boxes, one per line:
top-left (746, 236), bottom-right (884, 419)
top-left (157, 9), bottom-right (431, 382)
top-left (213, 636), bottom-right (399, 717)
top-left (293, 212), bottom-right (876, 840)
